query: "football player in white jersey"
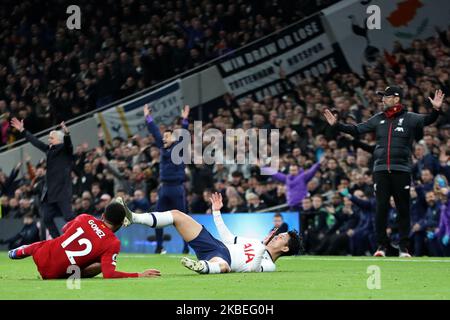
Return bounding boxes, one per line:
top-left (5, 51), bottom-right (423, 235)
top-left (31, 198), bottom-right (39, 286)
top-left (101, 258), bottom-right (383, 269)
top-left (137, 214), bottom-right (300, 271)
top-left (116, 192), bottom-right (301, 273)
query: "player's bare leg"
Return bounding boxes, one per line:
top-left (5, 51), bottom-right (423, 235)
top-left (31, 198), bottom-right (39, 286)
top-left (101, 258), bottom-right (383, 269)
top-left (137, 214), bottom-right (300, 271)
top-left (116, 197), bottom-right (202, 241)
top-left (81, 262), bottom-right (102, 278)
top-left (116, 197), bottom-right (226, 274)
top-left (170, 209), bottom-right (204, 241)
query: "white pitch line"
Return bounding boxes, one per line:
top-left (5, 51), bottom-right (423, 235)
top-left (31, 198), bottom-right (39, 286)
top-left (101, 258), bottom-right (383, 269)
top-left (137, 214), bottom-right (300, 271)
top-left (122, 255), bottom-right (189, 259)
top-left (281, 257), bottom-right (450, 263)
top-left (121, 255), bottom-right (450, 263)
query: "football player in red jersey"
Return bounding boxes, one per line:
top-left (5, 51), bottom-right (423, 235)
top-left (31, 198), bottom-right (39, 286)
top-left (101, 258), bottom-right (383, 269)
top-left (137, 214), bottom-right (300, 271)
top-left (8, 201), bottom-right (160, 280)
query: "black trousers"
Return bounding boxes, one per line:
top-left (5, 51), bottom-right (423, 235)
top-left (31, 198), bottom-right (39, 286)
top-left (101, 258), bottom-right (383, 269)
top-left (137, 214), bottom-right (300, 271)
top-left (373, 171), bottom-right (411, 251)
top-left (41, 200), bottom-right (75, 239)
top-left (157, 184), bottom-right (189, 253)
top-left (316, 233), bottom-right (350, 255)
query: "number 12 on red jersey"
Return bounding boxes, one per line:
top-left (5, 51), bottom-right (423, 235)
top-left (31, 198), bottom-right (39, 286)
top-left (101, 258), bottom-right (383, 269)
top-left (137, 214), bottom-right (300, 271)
top-left (61, 227), bottom-right (93, 264)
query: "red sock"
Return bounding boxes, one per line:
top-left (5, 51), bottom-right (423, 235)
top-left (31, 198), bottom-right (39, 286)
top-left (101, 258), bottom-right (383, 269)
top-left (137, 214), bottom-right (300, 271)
top-left (20, 241), bottom-right (47, 257)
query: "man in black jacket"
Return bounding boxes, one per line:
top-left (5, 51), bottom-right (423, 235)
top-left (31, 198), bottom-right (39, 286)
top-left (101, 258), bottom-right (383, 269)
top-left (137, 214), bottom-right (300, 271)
top-left (323, 87), bottom-right (445, 257)
top-left (315, 196), bottom-right (360, 255)
top-left (0, 213), bottom-right (40, 249)
top-left (11, 118), bottom-right (75, 239)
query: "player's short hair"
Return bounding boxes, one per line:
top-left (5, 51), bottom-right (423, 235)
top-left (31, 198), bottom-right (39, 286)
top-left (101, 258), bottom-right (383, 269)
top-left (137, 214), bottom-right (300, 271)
top-left (282, 230), bottom-right (303, 256)
top-left (274, 213), bottom-right (283, 219)
top-left (104, 202), bottom-right (126, 226)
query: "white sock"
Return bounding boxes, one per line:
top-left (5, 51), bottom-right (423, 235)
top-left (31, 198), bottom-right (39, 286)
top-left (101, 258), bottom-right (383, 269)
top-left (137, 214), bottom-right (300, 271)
top-left (200, 261), bottom-right (221, 274)
top-left (132, 211), bottom-right (174, 228)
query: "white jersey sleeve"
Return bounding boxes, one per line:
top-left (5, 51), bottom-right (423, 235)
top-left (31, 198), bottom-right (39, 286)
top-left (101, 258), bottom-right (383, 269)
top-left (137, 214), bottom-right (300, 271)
top-left (212, 210), bottom-right (276, 273)
top-left (213, 210), bottom-right (266, 245)
top-left (251, 246), bottom-right (276, 272)
top-left (259, 252), bottom-right (276, 272)
top-left (225, 239), bottom-right (276, 273)
top-left (212, 210), bottom-right (236, 244)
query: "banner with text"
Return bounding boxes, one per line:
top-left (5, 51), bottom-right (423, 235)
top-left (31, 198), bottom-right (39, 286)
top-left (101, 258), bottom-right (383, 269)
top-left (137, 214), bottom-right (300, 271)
top-left (95, 80), bottom-right (184, 142)
top-left (217, 14), bottom-right (348, 102)
top-left (321, 0), bottom-right (450, 74)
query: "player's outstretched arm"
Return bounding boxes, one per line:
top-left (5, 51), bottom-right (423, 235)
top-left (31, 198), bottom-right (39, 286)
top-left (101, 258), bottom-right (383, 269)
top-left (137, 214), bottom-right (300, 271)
top-left (101, 241), bottom-right (161, 279)
top-left (210, 192), bottom-right (236, 244)
top-left (144, 104), bottom-right (164, 148)
top-left (301, 156), bottom-right (325, 182)
top-left (210, 192), bottom-right (262, 245)
top-left (258, 160), bottom-right (287, 182)
top-left (11, 117), bottom-right (48, 152)
top-left (322, 108), bottom-right (376, 136)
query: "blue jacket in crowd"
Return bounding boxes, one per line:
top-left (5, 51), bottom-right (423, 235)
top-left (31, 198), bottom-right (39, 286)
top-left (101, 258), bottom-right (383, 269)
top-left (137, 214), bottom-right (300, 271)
top-left (129, 197), bottom-right (151, 213)
top-left (420, 201), bottom-right (442, 231)
top-left (146, 116), bottom-right (189, 184)
top-left (349, 195), bottom-right (376, 235)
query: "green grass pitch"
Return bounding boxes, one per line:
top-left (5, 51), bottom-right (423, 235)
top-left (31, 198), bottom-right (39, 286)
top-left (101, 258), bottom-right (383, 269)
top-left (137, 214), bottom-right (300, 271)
top-left (1, 253), bottom-right (450, 300)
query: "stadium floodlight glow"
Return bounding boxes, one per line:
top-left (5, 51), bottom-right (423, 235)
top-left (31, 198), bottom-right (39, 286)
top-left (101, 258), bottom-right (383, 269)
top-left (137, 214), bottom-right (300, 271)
top-left (170, 121), bottom-right (279, 172)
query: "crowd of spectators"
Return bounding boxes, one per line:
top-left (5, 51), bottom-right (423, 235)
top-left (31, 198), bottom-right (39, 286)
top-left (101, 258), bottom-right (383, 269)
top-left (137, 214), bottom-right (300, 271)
top-left (1, 2), bottom-right (450, 256)
top-left (0, 0), bottom-right (338, 143)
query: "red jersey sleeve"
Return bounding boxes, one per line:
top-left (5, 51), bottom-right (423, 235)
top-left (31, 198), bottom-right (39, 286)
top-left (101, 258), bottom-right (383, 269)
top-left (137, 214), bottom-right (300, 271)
top-left (101, 239), bottom-right (139, 279)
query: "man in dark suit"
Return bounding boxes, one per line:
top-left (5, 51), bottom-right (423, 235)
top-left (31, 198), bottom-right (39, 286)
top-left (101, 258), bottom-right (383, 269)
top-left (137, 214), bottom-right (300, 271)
top-left (11, 118), bottom-right (75, 239)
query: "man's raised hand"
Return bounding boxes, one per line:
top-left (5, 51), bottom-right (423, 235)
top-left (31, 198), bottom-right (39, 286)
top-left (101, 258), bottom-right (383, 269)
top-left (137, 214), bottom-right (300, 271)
top-left (144, 104), bottom-right (151, 118)
top-left (182, 105), bottom-right (190, 119)
top-left (11, 117), bottom-right (24, 132)
top-left (429, 89), bottom-right (445, 110)
top-left (263, 228), bottom-right (278, 245)
top-left (60, 121), bottom-right (69, 134)
top-left (100, 157), bottom-right (109, 165)
top-left (15, 162), bottom-right (22, 171)
top-left (323, 108), bottom-right (337, 126)
top-left (319, 154), bottom-right (328, 166)
top-left (210, 192), bottom-right (223, 212)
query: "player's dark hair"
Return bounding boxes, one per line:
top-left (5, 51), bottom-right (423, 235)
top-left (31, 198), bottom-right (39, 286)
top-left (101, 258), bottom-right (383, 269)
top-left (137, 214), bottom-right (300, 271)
top-left (104, 202), bottom-right (126, 226)
top-left (274, 212), bottom-right (283, 219)
top-left (282, 230), bottom-right (303, 256)
top-left (164, 129), bottom-right (173, 134)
